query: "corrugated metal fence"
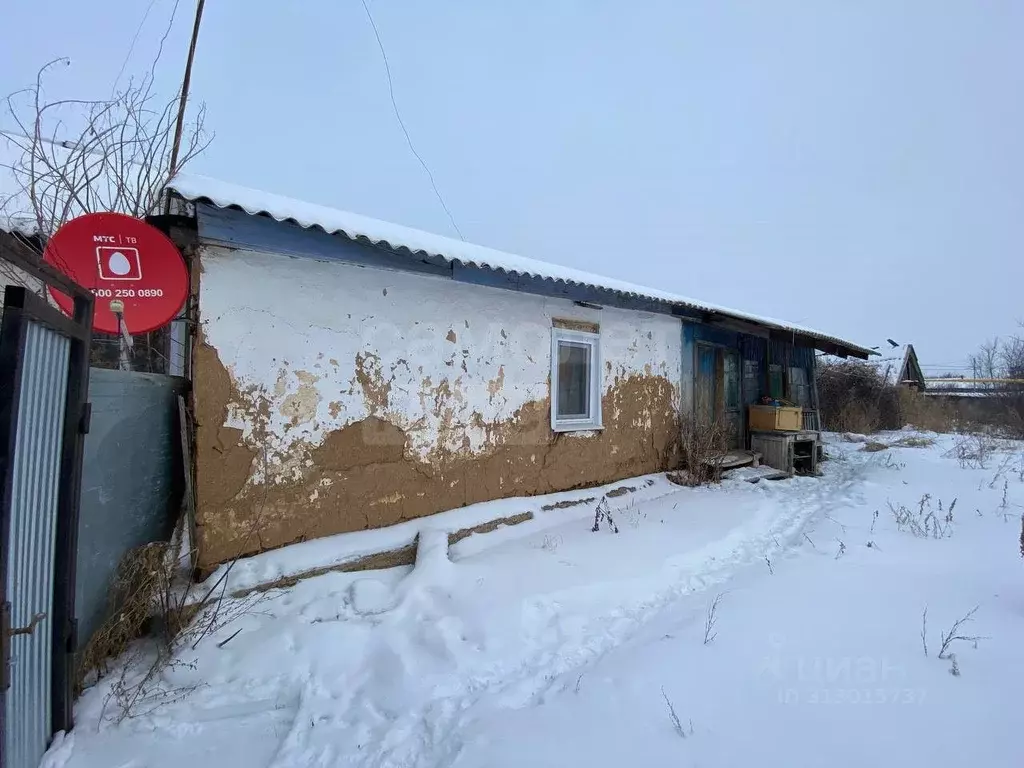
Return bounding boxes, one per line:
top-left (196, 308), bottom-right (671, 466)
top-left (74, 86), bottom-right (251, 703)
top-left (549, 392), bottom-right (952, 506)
top-left (2, 322), bottom-right (70, 768)
top-left (0, 281), bottom-right (92, 768)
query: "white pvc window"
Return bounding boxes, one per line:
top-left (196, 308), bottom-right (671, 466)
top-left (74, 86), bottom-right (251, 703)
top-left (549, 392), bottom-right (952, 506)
top-left (551, 327), bottom-right (602, 431)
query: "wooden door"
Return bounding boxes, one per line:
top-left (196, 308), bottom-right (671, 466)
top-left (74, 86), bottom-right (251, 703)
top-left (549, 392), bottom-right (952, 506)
top-left (696, 344), bottom-right (717, 427)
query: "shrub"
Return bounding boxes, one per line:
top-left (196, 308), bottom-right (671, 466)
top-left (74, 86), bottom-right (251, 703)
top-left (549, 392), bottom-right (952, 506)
top-left (946, 433), bottom-right (1002, 469)
top-left (898, 389), bottom-right (958, 433)
top-left (888, 494), bottom-right (956, 538)
top-left (893, 436), bottom-right (937, 448)
top-left (817, 361), bottom-right (999, 435)
top-left (817, 360), bottom-right (901, 432)
top-left (77, 542), bottom-right (174, 690)
top-left (676, 416), bottom-right (728, 485)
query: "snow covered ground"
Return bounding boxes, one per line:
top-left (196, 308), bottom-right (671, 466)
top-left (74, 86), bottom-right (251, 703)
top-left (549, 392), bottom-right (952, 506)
top-left (46, 432), bottom-right (1024, 768)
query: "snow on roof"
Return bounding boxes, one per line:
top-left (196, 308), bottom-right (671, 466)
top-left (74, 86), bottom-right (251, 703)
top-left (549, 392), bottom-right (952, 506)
top-left (166, 171), bottom-right (875, 357)
top-left (868, 344), bottom-right (916, 383)
top-left (922, 387), bottom-right (992, 398)
top-left (0, 215), bottom-right (38, 237)
top-left (0, 135), bottom-right (36, 237)
top-left (926, 379), bottom-right (980, 390)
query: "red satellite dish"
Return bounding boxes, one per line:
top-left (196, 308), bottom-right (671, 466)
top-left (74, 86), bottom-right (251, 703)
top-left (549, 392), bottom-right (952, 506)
top-left (43, 212), bottom-right (189, 335)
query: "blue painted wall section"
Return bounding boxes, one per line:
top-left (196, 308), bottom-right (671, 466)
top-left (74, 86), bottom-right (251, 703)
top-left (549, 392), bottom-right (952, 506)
top-left (680, 322), bottom-right (696, 414)
top-left (682, 321), bottom-right (818, 418)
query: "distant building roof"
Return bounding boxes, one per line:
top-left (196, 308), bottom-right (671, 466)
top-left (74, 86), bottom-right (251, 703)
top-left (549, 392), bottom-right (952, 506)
top-left (166, 172), bottom-right (876, 359)
top-left (922, 378), bottom-right (1007, 398)
top-left (870, 343), bottom-right (925, 387)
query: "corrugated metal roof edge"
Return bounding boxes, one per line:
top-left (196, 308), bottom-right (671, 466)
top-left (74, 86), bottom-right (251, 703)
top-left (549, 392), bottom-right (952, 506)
top-left (167, 181), bottom-right (876, 359)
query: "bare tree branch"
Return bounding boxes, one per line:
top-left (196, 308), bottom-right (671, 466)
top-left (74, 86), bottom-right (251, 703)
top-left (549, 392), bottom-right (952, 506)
top-left (3, 58), bottom-right (213, 250)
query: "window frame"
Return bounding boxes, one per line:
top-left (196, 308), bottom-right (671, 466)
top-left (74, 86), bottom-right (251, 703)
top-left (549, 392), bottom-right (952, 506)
top-left (788, 365), bottom-right (810, 407)
top-left (723, 350), bottom-right (741, 411)
top-left (550, 327), bottom-right (603, 432)
top-left (768, 363), bottom-right (784, 401)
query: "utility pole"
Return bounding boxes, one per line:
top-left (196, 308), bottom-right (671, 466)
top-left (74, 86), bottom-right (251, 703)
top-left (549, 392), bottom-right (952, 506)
top-left (168, 0), bottom-right (206, 178)
top-left (165, 0), bottom-right (205, 376)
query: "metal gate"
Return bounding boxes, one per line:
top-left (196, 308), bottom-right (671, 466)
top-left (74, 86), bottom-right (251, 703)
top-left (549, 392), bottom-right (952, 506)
top-left (0, 240), bottom-right (92, 768)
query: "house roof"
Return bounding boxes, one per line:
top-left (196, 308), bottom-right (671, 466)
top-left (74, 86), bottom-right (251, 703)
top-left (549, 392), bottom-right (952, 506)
top-left (0, 215), bottom-right (38, 238)
top-left (870, 344), bottom-right (924, 385)
top-left (922, 377), bottom-right (1011, 397)
top-left (166, 172), bottom-right (875, 359)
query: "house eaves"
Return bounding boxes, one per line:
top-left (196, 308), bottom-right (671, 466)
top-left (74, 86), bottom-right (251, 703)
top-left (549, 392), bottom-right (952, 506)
top-left (166, 172), bottom-right (876, 359)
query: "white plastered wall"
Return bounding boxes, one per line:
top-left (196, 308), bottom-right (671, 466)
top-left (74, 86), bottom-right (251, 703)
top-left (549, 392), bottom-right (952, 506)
top-left (197, 245), bottom-right (682, 485)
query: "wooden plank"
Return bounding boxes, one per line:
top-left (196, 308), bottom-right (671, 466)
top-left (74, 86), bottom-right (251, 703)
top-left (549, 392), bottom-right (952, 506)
top-left (706, 315), bottom-right (770, 339)
top-left (750, 432), bottom-right (794, 473)
top-left (0, 231), bottom-right (93, 301)
top-left (552, 317), bottom-right (600, 333)
top-left (178, 395), bottom-right (197, 574)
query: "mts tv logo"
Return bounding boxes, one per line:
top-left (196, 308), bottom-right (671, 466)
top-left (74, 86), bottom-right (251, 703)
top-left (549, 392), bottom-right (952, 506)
top-left (96, 247), bottom-right (143, 280)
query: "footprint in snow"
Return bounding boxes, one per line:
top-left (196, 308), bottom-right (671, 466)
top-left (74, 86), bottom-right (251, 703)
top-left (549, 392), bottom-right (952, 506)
top-left (349, 578), bottom-right (395, 616)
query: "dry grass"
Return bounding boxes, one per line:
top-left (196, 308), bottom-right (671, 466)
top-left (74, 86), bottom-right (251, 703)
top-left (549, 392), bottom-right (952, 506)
top-left (861, 441), bottom-right (889, 453)
top-left (893, 436), bottom-right (937, 448)
top-left (703, 592), bottom-right (725, 645)
top-left (660, 687), bottom-right (691, 738)
top-left (591, 497), bottom-right (620, 533)
top-left (77, 542), bottom-right (172, 691)
top-left (851, 435), bottom-right (934, 455)
top-left (99, 586), bottom-right (268, 724)
top-left (888, 494), bottom-right (956, 539)
top-left (677, 416), bottom-right (728, 486)
top-left (80, 517), bottom-right (270, 723)
top-left (836, 402), bottom-right (883, 434)
top-left (898, 390), bottom-right (958, 433)
top-left (936, 606), bottom-right (984, 661)
top-left (945, 433), bottom-right (1000, 469)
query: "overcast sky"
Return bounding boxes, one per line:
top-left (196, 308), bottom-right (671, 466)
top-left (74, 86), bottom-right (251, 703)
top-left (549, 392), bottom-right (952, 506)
top-left (2, 1), bottom-right (1021, 369)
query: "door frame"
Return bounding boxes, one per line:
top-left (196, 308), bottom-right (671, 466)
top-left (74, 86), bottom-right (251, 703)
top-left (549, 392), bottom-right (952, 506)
top-left (693, 342), bottom-right (743, 449)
